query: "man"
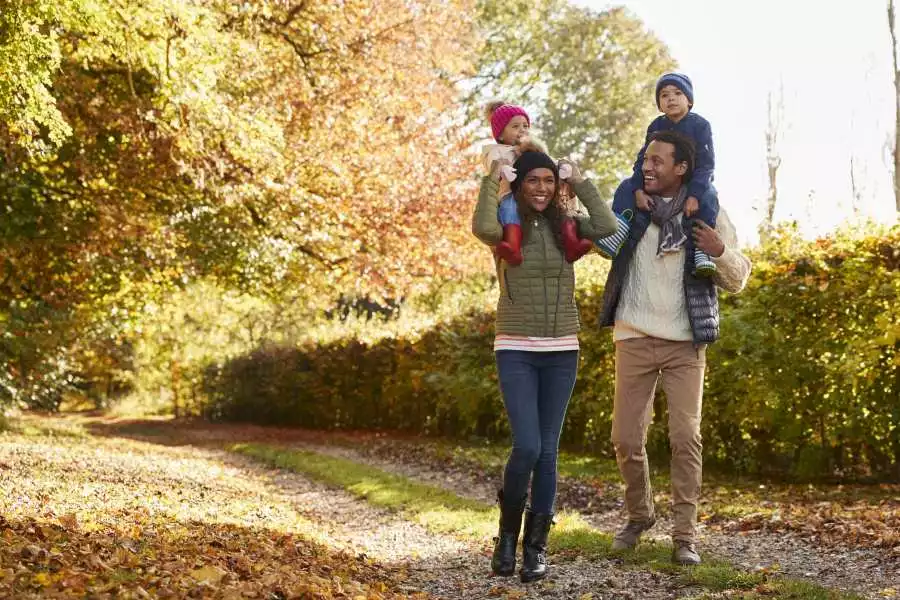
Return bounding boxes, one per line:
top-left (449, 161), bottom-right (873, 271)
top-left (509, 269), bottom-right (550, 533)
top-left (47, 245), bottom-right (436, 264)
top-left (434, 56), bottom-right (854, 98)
top-left (599, 130), bottom-right (751, 565)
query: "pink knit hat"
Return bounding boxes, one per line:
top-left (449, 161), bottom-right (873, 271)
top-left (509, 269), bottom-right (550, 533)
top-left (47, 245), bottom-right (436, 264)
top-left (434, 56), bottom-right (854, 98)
top-left (490, 104), bottom-right (530, 142)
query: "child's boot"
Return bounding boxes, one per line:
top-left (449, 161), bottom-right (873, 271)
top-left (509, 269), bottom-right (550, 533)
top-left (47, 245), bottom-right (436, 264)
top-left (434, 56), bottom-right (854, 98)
top-left (561, 218), bottom-right (594, 263)
top-left (497, 224), bottom-right (523, 266)
top-left (595, 209), bottom-right (633, 260)
top-left (693, 248), bottom-right (717, 277)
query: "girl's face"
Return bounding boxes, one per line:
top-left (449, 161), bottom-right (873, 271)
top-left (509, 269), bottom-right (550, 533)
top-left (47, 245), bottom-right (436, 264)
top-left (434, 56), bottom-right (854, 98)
top-left (499, 115), bottom-right (530, 145)
top-left (519, 168), bottom-right (556, 213)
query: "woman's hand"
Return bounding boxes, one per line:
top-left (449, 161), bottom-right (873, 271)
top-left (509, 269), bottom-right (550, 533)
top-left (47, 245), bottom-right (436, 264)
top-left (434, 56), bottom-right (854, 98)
top-left (557, 159), bottom-right (584, 184)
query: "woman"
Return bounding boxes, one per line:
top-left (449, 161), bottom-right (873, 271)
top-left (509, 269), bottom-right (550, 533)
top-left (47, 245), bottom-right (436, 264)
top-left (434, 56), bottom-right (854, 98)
top-left (472, 146), bottom-right (617, 582)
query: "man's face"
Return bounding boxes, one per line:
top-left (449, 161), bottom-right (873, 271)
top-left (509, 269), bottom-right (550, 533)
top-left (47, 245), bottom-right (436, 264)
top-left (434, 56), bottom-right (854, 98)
top-left (642, 140), bottom-right (687, 197)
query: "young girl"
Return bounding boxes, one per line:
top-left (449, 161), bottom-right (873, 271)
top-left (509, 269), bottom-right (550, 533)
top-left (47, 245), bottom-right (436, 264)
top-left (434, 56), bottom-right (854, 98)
top-left (481, 101), bottom-right (594, 265)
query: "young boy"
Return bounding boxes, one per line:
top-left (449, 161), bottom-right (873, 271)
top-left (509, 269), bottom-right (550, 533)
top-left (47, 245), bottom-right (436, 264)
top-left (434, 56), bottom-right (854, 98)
top-left (597, 72), bottom-right (719, 276)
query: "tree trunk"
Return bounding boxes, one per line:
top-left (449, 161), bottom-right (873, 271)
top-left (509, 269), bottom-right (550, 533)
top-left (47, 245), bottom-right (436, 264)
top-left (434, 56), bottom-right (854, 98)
top-left (170, 360), bottom-right (181, 418)
top-left (889, 0), bottom-right (900, 212)
top-left (761, 89), bottom-right (783, 241)
top-left (850, 155), bottom-right (862, 215)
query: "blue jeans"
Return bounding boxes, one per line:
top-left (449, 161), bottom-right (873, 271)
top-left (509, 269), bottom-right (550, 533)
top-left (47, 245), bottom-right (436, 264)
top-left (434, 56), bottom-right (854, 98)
top-left (498, 193), bottom-right (520, 226)
top-left (612, 178), bottom-right (719, 228)
top-left (496, 350), bottom-right (579, 513)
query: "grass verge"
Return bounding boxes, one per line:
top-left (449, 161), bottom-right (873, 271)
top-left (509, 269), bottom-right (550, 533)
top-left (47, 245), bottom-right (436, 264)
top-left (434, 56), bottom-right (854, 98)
top-left (231, 442), bottom-right (862, 600)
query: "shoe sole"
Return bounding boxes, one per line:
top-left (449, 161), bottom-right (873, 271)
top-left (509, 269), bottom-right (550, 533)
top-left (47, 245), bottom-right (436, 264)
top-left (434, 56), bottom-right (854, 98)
top-left (520, 571), bottom-right (547, 583)
top-left (611, 542), bottom-right (636, 551)
top-left (673, 558), bottom-right (701, 566)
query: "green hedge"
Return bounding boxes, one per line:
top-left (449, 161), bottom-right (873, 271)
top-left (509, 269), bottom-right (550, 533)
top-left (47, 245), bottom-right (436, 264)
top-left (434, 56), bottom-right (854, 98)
top-left (203, 227), bottom-right (900, 481)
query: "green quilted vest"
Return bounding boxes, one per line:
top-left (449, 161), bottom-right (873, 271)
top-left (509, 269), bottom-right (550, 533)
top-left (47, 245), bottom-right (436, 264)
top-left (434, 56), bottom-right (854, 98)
top-left (472, 175), bottom-right (617, 338)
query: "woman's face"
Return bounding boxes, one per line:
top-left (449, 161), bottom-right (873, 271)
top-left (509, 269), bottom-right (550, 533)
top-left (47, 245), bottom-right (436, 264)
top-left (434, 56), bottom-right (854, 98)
top-left (519, 168), bottom-right (557, 212)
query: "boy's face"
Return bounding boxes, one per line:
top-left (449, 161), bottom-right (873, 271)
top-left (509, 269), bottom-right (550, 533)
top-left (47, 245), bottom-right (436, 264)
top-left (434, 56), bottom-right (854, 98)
top-left (500, 115), bottom-right (530, 145)
top-left (658, 85), bottom-right (690, 120)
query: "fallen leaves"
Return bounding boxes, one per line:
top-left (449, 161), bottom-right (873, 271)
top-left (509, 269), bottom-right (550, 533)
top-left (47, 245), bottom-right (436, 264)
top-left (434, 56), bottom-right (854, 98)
top-left (78, 415), bottom-right (900, 555)
top-left (190, 564), bottom-right (227, 585)
top-left (703, 494), bottom-right (900, 551)
top-left (0, 428), bottom-right (425, 599)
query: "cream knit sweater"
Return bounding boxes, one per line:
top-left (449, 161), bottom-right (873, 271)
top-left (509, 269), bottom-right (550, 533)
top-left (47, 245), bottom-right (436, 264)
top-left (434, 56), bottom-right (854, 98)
top-left (614, 207), bottom-right (751, 342)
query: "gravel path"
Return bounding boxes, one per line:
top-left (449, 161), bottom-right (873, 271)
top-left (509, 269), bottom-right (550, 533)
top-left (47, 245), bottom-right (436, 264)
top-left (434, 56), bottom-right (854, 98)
top-left (77, 424), bottom-right (693, 599)
top-left (297, 440), bottom-right (899, 599)
top-left (215, 449), bottom-right (703, 600)
top-left (80, 419), bottom-right (899, 598)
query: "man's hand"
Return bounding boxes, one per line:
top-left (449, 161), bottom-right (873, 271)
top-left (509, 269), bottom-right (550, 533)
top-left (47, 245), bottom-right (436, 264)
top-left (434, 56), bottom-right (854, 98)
top-left (693, 220), bottom-right (725, 258)
top-left (684, 196), bottom-right (699, 217)
top-left (635, 189), bottom-right (655, 212)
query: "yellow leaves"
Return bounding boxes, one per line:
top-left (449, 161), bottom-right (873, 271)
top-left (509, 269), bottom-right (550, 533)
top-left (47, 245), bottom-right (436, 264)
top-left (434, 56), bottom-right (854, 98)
top-left (488, 585), bottom-right (526, 599)
top-left (190, 564), bottom-right (227, 584)
top-left (58, 512), bottom-right (79, 530)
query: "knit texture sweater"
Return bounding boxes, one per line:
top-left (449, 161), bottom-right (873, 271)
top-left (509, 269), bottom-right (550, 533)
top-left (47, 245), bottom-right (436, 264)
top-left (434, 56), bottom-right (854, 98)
top-left (614, 207), bottom-right (751, 342)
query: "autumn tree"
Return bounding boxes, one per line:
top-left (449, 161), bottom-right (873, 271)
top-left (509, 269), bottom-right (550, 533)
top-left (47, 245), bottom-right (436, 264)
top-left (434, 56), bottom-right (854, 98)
top-left (466, 1), bottom-right (676, 194)
top-left (2, 0), bottom-right (681, 411)
top-left (1, 0), bottom-right (480, 407)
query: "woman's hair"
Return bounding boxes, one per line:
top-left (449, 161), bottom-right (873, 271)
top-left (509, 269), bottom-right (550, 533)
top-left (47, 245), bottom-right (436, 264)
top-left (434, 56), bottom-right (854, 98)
top-left (515, 189), bottom-right (566, 252)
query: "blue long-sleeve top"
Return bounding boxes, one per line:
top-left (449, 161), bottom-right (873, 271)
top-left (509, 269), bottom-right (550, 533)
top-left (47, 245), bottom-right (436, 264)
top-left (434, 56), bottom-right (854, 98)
top-left (628, 112), bottom-right (714, 200)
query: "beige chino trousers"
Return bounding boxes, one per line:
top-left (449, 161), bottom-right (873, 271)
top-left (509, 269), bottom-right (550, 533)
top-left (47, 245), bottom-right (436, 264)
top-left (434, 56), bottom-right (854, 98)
top-left (611, 336), bottom-right (705, 543)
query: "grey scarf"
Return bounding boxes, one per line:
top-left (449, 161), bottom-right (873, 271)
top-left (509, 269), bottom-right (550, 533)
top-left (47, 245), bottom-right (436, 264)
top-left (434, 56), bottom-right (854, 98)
top-left (650, 185), bottom-right (689, 256)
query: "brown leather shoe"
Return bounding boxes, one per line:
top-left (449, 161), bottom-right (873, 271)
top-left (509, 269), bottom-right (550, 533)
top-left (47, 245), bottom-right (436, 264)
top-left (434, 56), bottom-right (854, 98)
top-left (611, 517), bottom-right (656, 550)
top-left (672, 539), bottom-right (701, 566)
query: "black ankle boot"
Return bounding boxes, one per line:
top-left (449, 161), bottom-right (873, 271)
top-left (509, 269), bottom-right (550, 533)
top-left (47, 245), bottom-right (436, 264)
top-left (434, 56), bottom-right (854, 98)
top-left (491, 490), bottom-right (526, 576)
top-left (520, 509), bottom-right (553, 583)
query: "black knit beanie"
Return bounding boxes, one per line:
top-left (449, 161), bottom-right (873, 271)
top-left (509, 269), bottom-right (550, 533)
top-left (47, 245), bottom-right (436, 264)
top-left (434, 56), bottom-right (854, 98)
top-left (510, 151), bottom-right (559, 194)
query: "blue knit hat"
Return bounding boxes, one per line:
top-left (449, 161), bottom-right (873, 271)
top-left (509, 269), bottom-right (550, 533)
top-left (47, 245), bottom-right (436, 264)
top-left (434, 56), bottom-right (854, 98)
top-left (656, 72), bottom-right (694, 109)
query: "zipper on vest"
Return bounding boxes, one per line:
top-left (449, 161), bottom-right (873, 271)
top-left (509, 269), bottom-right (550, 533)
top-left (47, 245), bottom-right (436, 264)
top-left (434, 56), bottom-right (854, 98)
top-left (538, 218), bottom-right (549, 337)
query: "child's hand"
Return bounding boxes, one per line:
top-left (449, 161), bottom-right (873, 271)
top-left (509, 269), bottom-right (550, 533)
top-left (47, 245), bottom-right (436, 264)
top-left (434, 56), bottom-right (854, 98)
top-left (557, 159), bottom-right (583, 183)
top-left (635, 189), bottom-right (655, 212)
top-left (684, 196), bottom-right (699, 217)
top-left (489, 158), bottom-right (513, 182)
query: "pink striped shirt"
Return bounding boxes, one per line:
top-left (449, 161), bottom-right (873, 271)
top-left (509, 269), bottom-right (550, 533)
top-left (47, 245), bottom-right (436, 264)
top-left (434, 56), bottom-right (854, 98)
top-left (493, 334), bottom-right (580, 352)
